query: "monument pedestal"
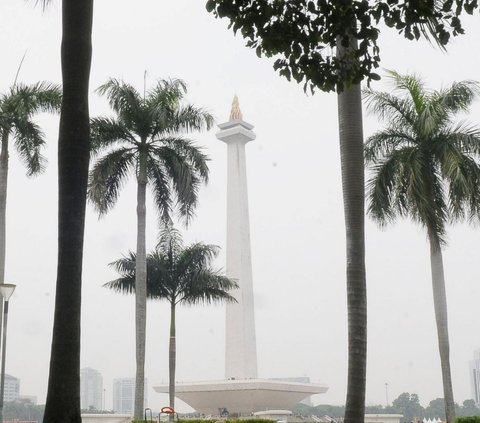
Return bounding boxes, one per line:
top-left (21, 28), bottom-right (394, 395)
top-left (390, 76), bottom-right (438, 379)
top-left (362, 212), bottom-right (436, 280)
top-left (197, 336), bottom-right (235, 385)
top-left (153, 379), bottom-right (328, 415)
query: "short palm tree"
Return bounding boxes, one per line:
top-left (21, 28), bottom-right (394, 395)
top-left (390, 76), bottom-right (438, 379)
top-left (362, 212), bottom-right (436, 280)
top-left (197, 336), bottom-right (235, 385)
top-left (364, 71), bottom-right (480, 423)
top-left (105, 225), bottom-right (238, 412)
top-left (88, 78), bottom-right (213, 418)
top-left (0, 81), bottom-right (62, 283)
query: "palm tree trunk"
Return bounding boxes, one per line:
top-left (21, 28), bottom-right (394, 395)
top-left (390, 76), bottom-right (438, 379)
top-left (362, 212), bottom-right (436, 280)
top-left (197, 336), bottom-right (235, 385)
top-left (0, 131), bottom-right (8, 397)
top-left (337, 37), bottom-right (367, 423)
top-left (0, 131), bottom-right (9, 286)
top-left (134, 150), bottom-right (148, 419)
top-left (428, 231), bottom-right (455, 423)
top-left (43, 1), bottom-right (93, 422)
top-left (169, 302), bottom-right (176, 414)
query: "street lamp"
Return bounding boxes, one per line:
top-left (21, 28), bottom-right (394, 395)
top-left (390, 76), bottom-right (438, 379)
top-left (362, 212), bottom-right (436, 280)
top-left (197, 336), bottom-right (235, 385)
top-left (0, 283), bottom-right (16, 423)
top-left (385, 382), bottom-right (389, 407)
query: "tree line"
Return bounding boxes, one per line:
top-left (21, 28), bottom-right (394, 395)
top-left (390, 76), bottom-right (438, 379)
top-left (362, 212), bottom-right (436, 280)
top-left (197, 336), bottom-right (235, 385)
top-left (293, 394), bottom-right (480, 423)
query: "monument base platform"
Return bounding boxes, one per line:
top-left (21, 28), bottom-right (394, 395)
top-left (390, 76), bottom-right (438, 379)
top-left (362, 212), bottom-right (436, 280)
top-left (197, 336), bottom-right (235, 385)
top-left (153, 378), bottom-right (328, 415)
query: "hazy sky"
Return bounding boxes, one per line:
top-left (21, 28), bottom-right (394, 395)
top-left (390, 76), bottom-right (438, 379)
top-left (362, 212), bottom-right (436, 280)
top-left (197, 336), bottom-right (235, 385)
top-left (1, 0), bottom-right (480, 413)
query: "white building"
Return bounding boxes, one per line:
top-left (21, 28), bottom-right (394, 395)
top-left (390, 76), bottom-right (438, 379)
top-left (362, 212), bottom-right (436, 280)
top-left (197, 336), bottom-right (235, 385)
top-left (113, 378), bottom-right (147, 415)
top-left (365, 414), bottom-right (403, 423)
top-left (81, 367), bottom-right (103, 410)
top-left (3, 374), bottom-right (19, 402)
top-left (470, 349), bottom-right (480, 405)
top-left (18, 395), bottom-right (37, 404)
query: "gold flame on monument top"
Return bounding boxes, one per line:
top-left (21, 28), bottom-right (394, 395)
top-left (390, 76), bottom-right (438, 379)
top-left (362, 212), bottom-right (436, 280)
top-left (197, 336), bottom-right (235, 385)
top-left (229, 94), bottom-right (243, 121)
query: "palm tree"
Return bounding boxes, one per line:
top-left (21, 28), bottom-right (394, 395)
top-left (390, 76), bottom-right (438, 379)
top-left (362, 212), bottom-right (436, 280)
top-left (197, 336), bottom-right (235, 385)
top-left (0, 82), bottom-right (61, 284)
top-left (39, 1), bottom-right (94, 422)
top-left (0, 80), bottom-right (60, 423)
top-left (364, 71), bottom-right (480, 423)
top-left (336, 35), bottom-right (367, 423)
top-left (88, 78), bottom-right (213, 418)
top-left (104, 225), bottom-right (238, 412)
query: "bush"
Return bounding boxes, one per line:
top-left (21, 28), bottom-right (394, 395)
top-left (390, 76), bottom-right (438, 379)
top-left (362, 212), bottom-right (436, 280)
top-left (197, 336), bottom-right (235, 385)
top-left (177, 419), bottom-right (276, 423)
top-left (456, 417), bottom-right (480, 423)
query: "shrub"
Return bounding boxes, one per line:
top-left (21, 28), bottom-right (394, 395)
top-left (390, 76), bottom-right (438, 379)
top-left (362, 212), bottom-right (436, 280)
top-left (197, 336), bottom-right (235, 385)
top-left (177, 419), bottom-right (276, 423)
top-left (456, 417), bottom-right (480, 423)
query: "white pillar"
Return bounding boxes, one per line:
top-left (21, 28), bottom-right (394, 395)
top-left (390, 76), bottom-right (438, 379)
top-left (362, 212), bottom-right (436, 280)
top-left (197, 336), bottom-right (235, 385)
top-left (217, 96), bottom-right (258, 380)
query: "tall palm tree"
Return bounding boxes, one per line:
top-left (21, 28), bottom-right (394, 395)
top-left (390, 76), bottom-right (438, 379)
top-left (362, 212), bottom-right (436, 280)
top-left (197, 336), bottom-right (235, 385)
top-left (88, 78), bottom-right (213, 418)
top-left (337, 64), bottom-right (367, 423)
top-left (0, 80), bottom-right (60, 423)
top-left (40, 1), bottom-right (94, 422)
top-left (104, 225), bottom-right (238, 412)
top-left (364, 71), bottom-right (480, 423)
top-left (0, 82), bottom-right (61, 284)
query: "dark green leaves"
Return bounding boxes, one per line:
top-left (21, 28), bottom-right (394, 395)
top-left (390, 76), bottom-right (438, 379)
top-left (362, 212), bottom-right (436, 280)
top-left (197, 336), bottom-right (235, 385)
top-left (0, 81), bottom-right (61, 176)
top-left (206, 0), bottom-right (477, 93)
top-left (88, 78), bottom-right (211, 223)
top-left (105, 225), bottom-right (238, 306)
top-left (365, 72), bottom-right (480, 240)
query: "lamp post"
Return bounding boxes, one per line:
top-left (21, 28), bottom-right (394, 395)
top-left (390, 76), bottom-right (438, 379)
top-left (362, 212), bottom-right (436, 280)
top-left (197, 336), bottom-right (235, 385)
top-left (0, 283), bottom-right (16, 423)
top-left (385, 382), bottom-right (389, 407)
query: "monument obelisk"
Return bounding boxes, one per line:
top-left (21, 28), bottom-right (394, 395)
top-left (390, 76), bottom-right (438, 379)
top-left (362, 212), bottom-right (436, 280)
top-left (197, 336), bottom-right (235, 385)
top-left (153, 98), bottom-right (328, 415)
top-left (216, 95), bottom-right (258, 380)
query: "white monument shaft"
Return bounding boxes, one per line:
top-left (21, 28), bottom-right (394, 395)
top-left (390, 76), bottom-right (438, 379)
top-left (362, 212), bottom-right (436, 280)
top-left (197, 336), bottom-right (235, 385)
top-left (153, 98), bottom-right (329, 414)
top-left (217, 97), bottom-right (257, 380)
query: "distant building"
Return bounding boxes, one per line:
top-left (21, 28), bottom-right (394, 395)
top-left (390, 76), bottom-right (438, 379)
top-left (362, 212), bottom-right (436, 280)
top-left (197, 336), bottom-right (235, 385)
top-left (18, 395), bottom-right (37, 405)
top-left (113, 378), bottom-right (147, 415)
top-left (4, 374), bottom-right (20, 402)
top-left (470, 349), bottom-right (480, 405)
top-left (81, 367), bottom-right (103, 410)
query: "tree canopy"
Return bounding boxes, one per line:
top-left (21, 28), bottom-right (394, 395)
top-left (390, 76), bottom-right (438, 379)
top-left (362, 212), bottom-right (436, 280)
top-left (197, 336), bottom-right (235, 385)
top-left (206, 0), bottom-right (478, 92)
top-left (0, 81), bottom-right (61, 175)
top-left (364, 72), bottom-right (480, 241)
top-left (292, 393), bottom-right (480, 420)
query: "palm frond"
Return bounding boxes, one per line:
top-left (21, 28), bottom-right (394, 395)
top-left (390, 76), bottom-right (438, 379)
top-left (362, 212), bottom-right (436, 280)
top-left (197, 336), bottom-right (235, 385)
top-left (105, 251), bottom-right (173, 300)
top-left (365, 72), bottom-right (480, 244)
top-left (96, 79), bottom-right (143, 131)
top-left (175, 242), bottom-right (219, 282)
top-left (446, 155), bottom-right (480, 220)
top-left (433, 80), bottom-right (480, 115)
top-left (13, 119), bottom-right (47, 176)
top-left (155, 137), bottom-right (210, 182)
top-left (104, 252), bottom-right (137, 294)
top-left (146, 79), bottom-right (213, 139)
top-left (363, 88), bottom-right (417, 131)
top-left (105, 233), bottom-right (237, 308)
top-left (146, 156), bottom-right (173, 223)
top-left (367, 151), bottom-right (404, 226)
top-left (90, 117), bottom-right (135, 154)
top-left (146, 79), bottom-right (187, 111)
top-left (365, 129), bottom-right (416, 164)
top-left (88, 147), bottom-right (135, 215)
top-left (178, 271), bottom-right (238, 306)
top-left (6, 82), bottom-right (61, 117)
top-left (386, 70), bottom-right (426, 114)
top-left (157, 224), bottom-right (184, 259)
top-left (394, 150), bottom-right (446, 242)
top-left (421, 81), bottom-right (480, 134)
top-left (150, 143), bottom-right (209, 224)
top-left (91, 77), bottom-right (211, 225)
top-left (162, 104), bottom-right (214, 135)
top-left (442, 123), bottom-right (480, 156)
top-left (0, 82), bottom-right (60, 176)
top-left (153, 146), bottom-right (201, 224)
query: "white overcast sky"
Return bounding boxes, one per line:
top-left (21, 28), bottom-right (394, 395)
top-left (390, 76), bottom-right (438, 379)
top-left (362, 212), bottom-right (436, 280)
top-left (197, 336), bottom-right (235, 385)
top-left (1, 0), bottom-right (480, 413)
